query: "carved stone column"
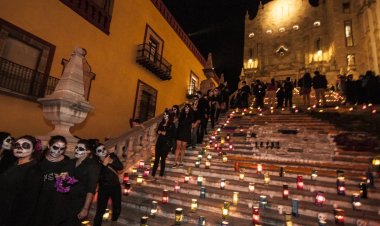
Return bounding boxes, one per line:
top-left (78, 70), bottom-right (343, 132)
top-left (38, 48), bottom-right (93, 153)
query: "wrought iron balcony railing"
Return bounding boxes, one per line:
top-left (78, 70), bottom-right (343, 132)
top-left (136, 43), bottom-right (172, 80)
top-left (0, 57), bottom-right (59, 100)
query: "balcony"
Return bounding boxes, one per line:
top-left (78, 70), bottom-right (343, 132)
top-left (0, 57), bottom-right (59, 100)
top-left (136, 43), bottom-right (172, 81)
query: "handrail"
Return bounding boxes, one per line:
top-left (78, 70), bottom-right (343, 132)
top-left (0, 57), bottom-right (59, 99)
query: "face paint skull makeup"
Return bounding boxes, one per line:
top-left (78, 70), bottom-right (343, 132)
top-left (95, 145), bottom-right (107, 157)
top-left (13, 138), bottom-right (34, 158)
top-left (163, 113), bottom-right (169, 121)
top-left (74, 143), bottom-right (87, 158)
top-left (49, 141), bottom-right (66, 158)
top-left (185, 106), bottom-right (190, 113)
top-left (2, 136), bottom-right (12, 150)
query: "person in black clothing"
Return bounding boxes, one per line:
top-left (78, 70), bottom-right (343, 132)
top-left (253, 80), bottom-right (266, 108)
top-left (66, 139), bottom-right (100, 226)
top-left (298, 73), bottom-right (312, 107)
top-left (345, 74), bottom-right (356, 105)
top-left (191, 96), bottom-right (201, 148)
top-left (197, 92), bottom-right (209, 144)
top-left (33, 135), bottom-right (74, 226)
top-left (173, 104), bottom-right (193, 168)
top-left (241, 81), bottom-right (251, 108)
top-left (170, 105), bottom-right (180, 154)
top-left (0, 132), bottom-right (17, 174)
top-left (152, 110), bottom-right (176, 177)
top-left (312, 71), bottom-right (327, 106)
top-left (93, 144), bottom-right (123, 226)
top-left (0, 135), bottom-right (43, 226)
top-left (208, 89), bottom-right (217, 129)
top-left (276, 82), bottom-right (285, 108)
top-left (284, 77), bottom-right (294, 108)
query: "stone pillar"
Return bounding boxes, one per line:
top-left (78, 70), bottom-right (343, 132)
top-left (38, 47), bottom-right (93, 153)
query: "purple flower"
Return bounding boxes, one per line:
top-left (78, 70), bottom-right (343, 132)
top-left (55, 174), bottom-right (78, 193)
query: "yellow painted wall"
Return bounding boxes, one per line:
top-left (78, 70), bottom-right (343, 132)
top-left (0, 0), bottom-right (206, 139)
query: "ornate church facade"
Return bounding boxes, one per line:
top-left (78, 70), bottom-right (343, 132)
top-left (243, 0), bottom-right (380, 85)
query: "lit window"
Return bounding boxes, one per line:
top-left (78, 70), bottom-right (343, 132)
top-left (344, 20), bottom-right (354, 47)
top-left (188, 72), bottom-right (199, 95)
top-left (279, 27), bottom-right (286, 33)
top-left (313, 21), bottom-right (321, 27)
top-left (347, 54), bottom-right (355, 66)
top-left (266, 29), bottom-right (273, 34)
top-left (249, 32), bottom-right (255, 38)
top-left (293, 25), bottom-right (299, 31)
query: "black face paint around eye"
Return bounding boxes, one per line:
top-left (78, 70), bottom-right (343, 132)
top-left (21, 142), bottom-right (31, 149)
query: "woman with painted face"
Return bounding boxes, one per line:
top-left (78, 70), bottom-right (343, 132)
top-left (173, 104), bottom-right (194, 168)
top-left (152, 110), bottom-right (176, 177)
top-left (0, 132), bottom-right (17, 174)
top-left (170, 105), bottom-right (180, 154)
top-left (66, 139), bottom-right (100, 226)
top-left (0, 135), bottom-right (43, 226)
top-left (93, 144), bottom-right (123, 226)
top-left (33, 135), bottom-right (73, 226)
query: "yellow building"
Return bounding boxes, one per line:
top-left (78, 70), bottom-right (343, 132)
top-left (0, 0), bottom-right (214, 139)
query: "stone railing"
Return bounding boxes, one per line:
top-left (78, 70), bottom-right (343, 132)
top-left (104, 112), bottom-right (164, 172)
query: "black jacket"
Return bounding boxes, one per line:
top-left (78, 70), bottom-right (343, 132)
top-left (98, 153), bottom-right (123, 188)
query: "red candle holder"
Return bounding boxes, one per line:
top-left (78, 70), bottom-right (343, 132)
top-left (162, 189), bottom-right (169, 204)
top-left (296, 176), bottom-right (304, 190)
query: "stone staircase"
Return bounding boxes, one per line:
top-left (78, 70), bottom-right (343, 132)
top-left (99, 108), bottom-right (380, 226)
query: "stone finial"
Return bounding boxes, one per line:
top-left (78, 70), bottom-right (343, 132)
top-left (205, 52), bottom-right (214, 70)
top-left (220, 73), bottom-right (225, 84)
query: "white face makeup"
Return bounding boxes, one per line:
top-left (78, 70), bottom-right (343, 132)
top-left (2, 136), bottom-right (12, 150)
top-left (163, 113), bottom-right (169, 121)
top-left (95, 145), bottom-right (107, 157)
top-left (74, 143), bottom-right (87, 159)
top-left (13, 138), bottom-right (34, 158)
top-left (185, 106), bottom-right (190, 113)
top-left (49, 141), bottom-right (66, 158)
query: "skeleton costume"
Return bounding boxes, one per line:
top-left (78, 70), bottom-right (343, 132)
top-left (0, 132), bottom-right (17, 174)
top-left (0, 135), bottom-right (43, 226)
top-left (33, 136), bottom-right (73, 226)
top-left (66, 140), bottom-right (99, 226)
top-left (93, 144), bottom-right (123, 226)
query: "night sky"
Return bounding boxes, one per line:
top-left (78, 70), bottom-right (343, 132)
top-left (162, 0), bottom-right (318, 91)
top-left (162, 0), bottom-right (269, 91)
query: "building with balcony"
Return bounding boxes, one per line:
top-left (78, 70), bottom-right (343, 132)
top-left (243, 0), bottom-right (380, 84)
top-left (0, 0), bottom-right (216, 139)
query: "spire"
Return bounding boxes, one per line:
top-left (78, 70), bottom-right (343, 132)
top-left (239, 68), bottom-right (245, 80)
top-left (205, 52), bottom-right (214, 70)
top-left (219, 73), bottom-right (225, 84)
top-left (245, 10), bottom-right (250, 20)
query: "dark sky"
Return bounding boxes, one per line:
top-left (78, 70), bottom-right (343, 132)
top-left (162, 0), bottom-right (318, 91)
top-left (162, 0), bottom-right (265, 90)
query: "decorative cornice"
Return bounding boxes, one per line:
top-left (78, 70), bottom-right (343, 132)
top-left (150, 0), bottom-right (206, 66)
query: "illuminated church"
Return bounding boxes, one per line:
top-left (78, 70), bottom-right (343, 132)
top-left (243, 0), bottom-right (380, 84)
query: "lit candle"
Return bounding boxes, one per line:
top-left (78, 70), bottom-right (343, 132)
top-left (283, 185), bottom-right (289, 199)
top-left (259, 195), bottom-right (267, 209)
top-left (143, 168), bottom-right (150, 178)
top-left (264, 172), bottom-right (270, 185)
top-left (221, 221), bottom-right (229, 226)
top-left (162, 189), bottom-right (169, 204)
top-left (175, 208), bottom-right (183, 225)
top-left (195, 160), bottom-right (201, 168)
top-left (315, 191), bottom-right (325, 207)
top-left (123, 172), bottom-right (129, 184)
top-left (123, 182), bottom-right (131, 196)
top-left (337, 181), bottom-right (346, 196)
top-left (229, 144), bottom-right (233, 151)
top-left (285, 212), bottom-right (293, 226)
top-left (207, 154), bottom-right (212, 160)
top-left (257, 164), bottom-right (262, 174)
top-left (222, 202), bottom-right (230, 219)
top-left (139, 160), bottom-right (145, 169)
top-left (239, 171), bottom-right (245, 180)
top-left (296, 176), bottom-right (304, 190)
top-left (366, 171), bottom-right (375, 188)
top-left (131, 167), bottom-right (137, 175)
top-left (137, 175), bottom-right (143, 184)
top-left (184, 174), bottom-right (190, 183)
top-left (140, 216), bottom-right (148, 226)
top-left (248, 182), bottom-right (255, 192)
top-left (102, 209), bottom-right (111, 221)
top-left (150, 201), bottom-right (158, 217)
top-left (222, 155), bottom-right (228, 163)
top-left (200, 186), bottom-right (206, 199)
top-left (205, 160), bottom-right (211, 169)
top-left (352, 193), bottom-right (361, 210)
top-left (191, 199), bottom-right (198, 212)
top-left (174, 181), bottom-right (180, 193)
top-left (334, 209), bottom-right (344, 225)
top-left (311, 170), bottom-right (318, 180)
top-left (220, 179), bottom-right (226, 190)
top-left (232, 192), bottom-right (239, 205)
top-left (197, 175), bottom-right (203, 186)
top-left (226, 134), bottom-right (230, 141)
top-left (252, 206), bottom-right (260, 224)
top-left (81, 220), bottom-right (91, 226)
top-left (197, 154), bottom-right (203, 160)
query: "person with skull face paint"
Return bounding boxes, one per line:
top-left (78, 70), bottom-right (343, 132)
top-left (0, 132), bottom-right (17, 174)
top-left (0, 135), bottom-right (43, 226)
top-left (173, 104), bottom-right (194, 168)
top-left (33, 135), bottom-right (74, 226)
top-left (66, 139), bottom-right (99, 226)
top-left (151, 110), bottom-right (176, 178)
top-left (93, 144), bottom-right (123, 226)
